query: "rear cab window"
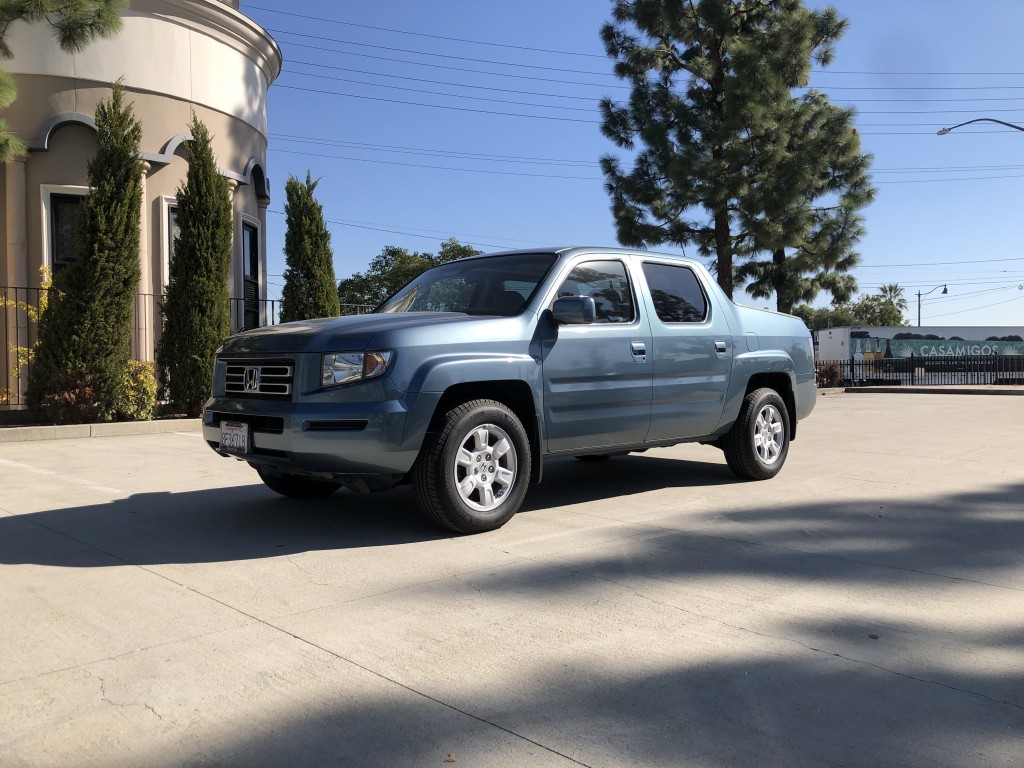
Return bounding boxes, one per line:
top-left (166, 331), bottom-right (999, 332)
top-left (641, 262), bottom-right (709, 323)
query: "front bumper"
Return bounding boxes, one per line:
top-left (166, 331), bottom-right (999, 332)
top-left (202, 393), bottom-right (432, 477)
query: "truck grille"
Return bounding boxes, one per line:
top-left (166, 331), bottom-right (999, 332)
top-left (224, 360), bottom-right (294, 398)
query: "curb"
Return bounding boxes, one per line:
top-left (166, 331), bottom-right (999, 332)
top-left (842, 386), bottom-right (1024, 396)
top-left (0, 418), bottom-right (203, 443)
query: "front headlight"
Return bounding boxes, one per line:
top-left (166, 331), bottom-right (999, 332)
top-left (321, 351), bottom-right (393, 388)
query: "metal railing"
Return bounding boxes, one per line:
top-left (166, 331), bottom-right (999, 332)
top-left (0, 287), bottom-right (46, 408)
top-left (816, 355), bottom-right (1024, 387)
top-left (1, 287), bottom-right (296, 408)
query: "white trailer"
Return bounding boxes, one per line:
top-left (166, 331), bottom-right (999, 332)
top-left (815, 326), bottom-right (1024, 361)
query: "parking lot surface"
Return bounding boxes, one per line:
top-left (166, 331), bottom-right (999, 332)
top-left (1, 393), bottom-right (1022, 767)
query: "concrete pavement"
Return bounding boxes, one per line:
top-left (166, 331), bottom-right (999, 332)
top-left (1, 393), bottom-right (1022, 767)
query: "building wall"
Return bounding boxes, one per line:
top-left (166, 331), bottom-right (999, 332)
top-left (0, 0), bottom-right (281, 407)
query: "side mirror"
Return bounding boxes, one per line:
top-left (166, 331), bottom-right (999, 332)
top-left (552, 296), bottom-right (596, 325)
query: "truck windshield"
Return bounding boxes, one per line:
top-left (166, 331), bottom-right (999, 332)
top-left (376, 252), bottom-right (557, 316)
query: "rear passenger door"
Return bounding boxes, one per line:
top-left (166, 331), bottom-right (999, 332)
top-left (640, 261), bottom-right (733, 440)
top-left (540, 258), bottom-right (653, 453)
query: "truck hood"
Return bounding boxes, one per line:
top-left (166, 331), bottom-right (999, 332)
top-left (218, 312), bottom-right (508, 355)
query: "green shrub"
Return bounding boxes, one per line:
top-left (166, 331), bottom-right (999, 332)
top-left (115, 360), bottom-right (156, 421)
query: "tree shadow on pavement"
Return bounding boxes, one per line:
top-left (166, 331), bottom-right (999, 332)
top-left (3, 457), bottom-right (1023, 766)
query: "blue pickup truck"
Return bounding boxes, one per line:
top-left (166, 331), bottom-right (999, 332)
top-left (204, 247), bottom-right (816, 533)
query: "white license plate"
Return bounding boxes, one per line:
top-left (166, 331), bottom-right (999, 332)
top-left (219, 420), bottom-right (250, 454)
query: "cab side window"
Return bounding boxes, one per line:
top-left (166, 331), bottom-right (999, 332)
top-left (556, 260), bottom-right (635, 323)
top-left (642, 263), bottom-right (709, 323)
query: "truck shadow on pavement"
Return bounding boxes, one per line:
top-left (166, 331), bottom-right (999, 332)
top-left (0, 454), bottom-right (734, 568)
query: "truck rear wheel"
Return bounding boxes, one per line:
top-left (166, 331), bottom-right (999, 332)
top-left (722, 388), bottom-right (790, 480)
top-left (255, 466), bottom-right (342, 499)
top-left (413, 399), bottom-right (531, 533)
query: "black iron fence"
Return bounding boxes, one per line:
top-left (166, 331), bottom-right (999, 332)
top-left (2, 287), bottom-right (289, 407)
top-left (0, 286), bottom-right (46, 408)
top-left (816, 355), bottom-right (1024, 387)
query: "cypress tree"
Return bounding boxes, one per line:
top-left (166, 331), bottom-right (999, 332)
top-left (29, 80), bottom-right (142, 420)
top-left (599, 0), bottom-right (858, 300)
top-left (279, 172), bottom-right (339, 322)
top-left (156, 115), bottom-right (233, 416)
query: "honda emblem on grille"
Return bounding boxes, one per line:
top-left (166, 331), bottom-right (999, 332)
top-left (242, 366), bottom-right (260, 392)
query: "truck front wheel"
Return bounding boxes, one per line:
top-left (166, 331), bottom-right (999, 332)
top-left (413, 399), bottom-right (531, 533)
top-left (255, 466), bottom-right (342, 499)
top-left (722, 388), bottom-right (790, 480)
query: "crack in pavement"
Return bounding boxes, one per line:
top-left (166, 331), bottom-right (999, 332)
top-left (90, 670), bottom-right (165, 722)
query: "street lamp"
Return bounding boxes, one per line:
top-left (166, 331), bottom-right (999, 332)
top-left (937, 118), bottom-right (1024, 135)
top-left (916, 284), bottom-right (948, 327)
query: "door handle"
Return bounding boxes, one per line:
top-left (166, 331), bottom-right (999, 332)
top-left (631, 341), bottom-right (647, 362)
top-left (714, 340), bottom-right (728, 355)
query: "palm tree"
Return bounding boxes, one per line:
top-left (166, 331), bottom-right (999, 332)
top-left (879, 283), bottom-right (908, 314)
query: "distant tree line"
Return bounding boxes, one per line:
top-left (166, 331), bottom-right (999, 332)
top-left (793, 283), bottom-right (908, 330)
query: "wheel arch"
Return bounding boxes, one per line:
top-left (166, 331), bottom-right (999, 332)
top-left (427, 380), bottom-right (543, 483)
top-left (744, 371), bottom-right (797, 440)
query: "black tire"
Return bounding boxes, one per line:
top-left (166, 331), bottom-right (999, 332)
top-left (721, 388), bottom-right (790, 481)
top-left (256, 466), bottom-right (342, 499)
top-left (413, 399), bottom-right (531, 534)
top-left (574, 454), bottom-right (611, 463)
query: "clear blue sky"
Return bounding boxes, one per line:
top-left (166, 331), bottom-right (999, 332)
top-left (242, 0), bottom-right (1024, 327)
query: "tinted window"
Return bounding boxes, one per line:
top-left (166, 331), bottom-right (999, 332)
top-left (51, 194), bottom-right (83, 274)
top-left (557, 260), bottom-right (635, 323)
top-left (642, 263), bottom-right (708, 323)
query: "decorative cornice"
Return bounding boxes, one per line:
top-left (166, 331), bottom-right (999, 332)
top-left (134, 0), bottom-right (282, 86)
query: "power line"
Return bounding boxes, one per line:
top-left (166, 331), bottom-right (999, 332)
top-left (269, 146), bottom-right (601, 179)
top-left (275, 84), bottom-right (602, 124)
top-left (284, 57), bottom-right (1024, 99)
top-left (271, 133), bottom-right (1024, 174)
top-left (271, 139), bottom-right (1024, 184)
top-left (275, 41), bottom-right (626, 89)
top-left (288, 59), bottom-right (603, 101)
top-left (875, 172), bottom-right (1024, 184)
top-left (271, 135), bottom-right (597, 167)
top-left (281, 66), bottom-right (1024, 112)
top-left (925, 292), bottom-right (1024, 319)
top-left (266, 209), bottom-right (533, 250)
top-left (813, 69), bottom-right (1024, 76)
top-left (248, 5), bottom-right (608, 58)
top-left (278, 70), bottom-right (597, 113)
top-left (268, 28), bottom-right (616, 77)
top-left (858, 257), bottom-right (1024, 268)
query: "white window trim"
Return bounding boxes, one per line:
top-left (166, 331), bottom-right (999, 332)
top-left (40, 184), bottom-right (90, 274)
top-left (158, 195), bottom-right (178, 290)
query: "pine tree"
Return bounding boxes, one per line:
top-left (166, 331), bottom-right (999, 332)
top-left (599, 0), bottom-right (856, 300)
top-left (734, 91), bottom-right (875, 312)
top-left (156, 116), bottom-right (233, 416)
top-left (1, 1), bottom-right (127, 162)
top-left (29, 81), bottom-right (142, 419)
top-left (279, 172), bottom-right (339, 322)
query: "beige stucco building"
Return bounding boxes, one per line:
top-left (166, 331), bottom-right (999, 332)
top-left (0, 0), bottom-right (281, 407)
